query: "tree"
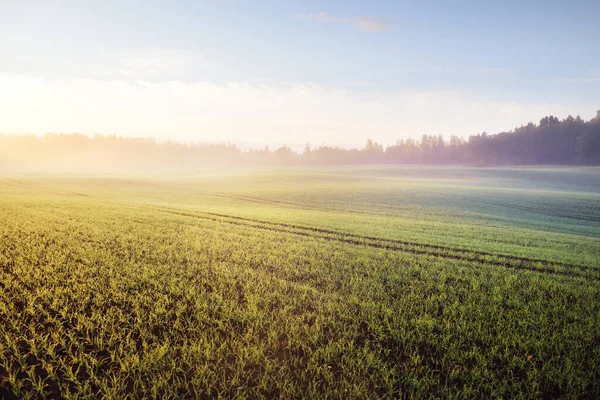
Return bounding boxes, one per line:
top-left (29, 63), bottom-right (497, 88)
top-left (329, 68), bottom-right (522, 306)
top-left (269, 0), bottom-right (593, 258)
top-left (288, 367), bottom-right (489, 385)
top-left (303, 142), bottom-right (311, 155)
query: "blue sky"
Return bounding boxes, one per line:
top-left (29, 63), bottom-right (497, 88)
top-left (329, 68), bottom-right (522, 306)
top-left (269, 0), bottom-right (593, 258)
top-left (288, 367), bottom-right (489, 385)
top-left (1, 0), bottom-right (599, 147)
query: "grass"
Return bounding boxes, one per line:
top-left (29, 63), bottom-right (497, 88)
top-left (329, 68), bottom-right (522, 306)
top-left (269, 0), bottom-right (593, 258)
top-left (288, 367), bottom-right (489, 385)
top-left (1, 166), bottom-right (599, 398)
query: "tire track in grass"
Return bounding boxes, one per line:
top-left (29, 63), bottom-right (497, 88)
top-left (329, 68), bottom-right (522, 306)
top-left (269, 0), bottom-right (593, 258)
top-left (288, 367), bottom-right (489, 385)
top-left (0, 178), bottom-right (28, 189)
top-left (140, 204), bottom-right (599, 281)
top-left (9, 178), bottom-right (387, 217)
top-left (117, 179), bottom-right (387, 216)
top-left (217, 192), bottom-right (386, 216)
top-left (457, 195), bottom-right (600, 223)
top-left (3, 181), bottom-right (597, 279)
top-left (1, 179), bottom-right (91, 198)
top-left (152, 205), bottom-right (597, 270)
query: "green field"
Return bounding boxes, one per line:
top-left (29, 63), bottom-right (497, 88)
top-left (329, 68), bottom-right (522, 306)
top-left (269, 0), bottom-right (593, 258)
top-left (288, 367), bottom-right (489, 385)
top-left (1, 166), bottom-right (599, 398)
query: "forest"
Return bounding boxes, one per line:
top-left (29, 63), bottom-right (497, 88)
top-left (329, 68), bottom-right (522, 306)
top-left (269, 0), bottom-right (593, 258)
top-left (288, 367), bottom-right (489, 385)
top-left (1, 111), bottom-right (599, 171)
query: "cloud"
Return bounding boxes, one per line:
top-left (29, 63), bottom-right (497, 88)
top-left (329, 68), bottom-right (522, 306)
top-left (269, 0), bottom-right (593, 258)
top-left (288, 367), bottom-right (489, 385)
top-left (297, 12), bottom-right (392, 32)
top-left (0, 75), bottom-right (596, 147)
top-left (355, 18), bottom-right (392, 32)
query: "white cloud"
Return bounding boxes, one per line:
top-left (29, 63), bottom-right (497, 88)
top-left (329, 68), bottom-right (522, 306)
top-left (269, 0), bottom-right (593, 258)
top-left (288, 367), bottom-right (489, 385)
top-left (297, 12), bottom-right (392, 32)
top-left (0, 75), bottom-right (595, 147)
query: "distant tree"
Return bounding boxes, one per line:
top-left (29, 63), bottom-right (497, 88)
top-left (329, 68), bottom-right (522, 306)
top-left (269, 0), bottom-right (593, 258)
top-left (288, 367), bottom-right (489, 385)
top-left (540, 116), bottom-right (559, 127)
top-left (576, 129), bottom-right (600, 164)
top-left (303, 142), bottom-right (311, 155)
top-left (2, 110), bottom-right (600, 169)
top-left (365, 138), bottom-right (383, 153)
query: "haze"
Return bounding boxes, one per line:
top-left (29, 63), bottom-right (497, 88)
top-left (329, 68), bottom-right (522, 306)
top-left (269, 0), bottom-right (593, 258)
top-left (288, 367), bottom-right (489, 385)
top-left (1, 0), bottom-right (599, 147)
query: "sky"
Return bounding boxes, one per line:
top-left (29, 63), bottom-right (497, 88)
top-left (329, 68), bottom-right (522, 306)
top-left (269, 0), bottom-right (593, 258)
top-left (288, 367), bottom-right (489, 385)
top-left (1, 0), bottom-right (599, 148)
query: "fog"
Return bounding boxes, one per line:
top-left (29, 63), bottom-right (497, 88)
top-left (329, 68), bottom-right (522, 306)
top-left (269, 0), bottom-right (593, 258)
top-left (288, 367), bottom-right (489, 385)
top-left (2, 111), bottom-right (599, 174)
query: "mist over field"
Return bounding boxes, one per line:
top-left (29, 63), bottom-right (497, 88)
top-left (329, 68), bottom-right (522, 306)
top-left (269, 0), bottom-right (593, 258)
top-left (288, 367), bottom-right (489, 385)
top-left (2, 1), bottom-right (600, 399)
top-left (2, 111), bottom-right (600, 174)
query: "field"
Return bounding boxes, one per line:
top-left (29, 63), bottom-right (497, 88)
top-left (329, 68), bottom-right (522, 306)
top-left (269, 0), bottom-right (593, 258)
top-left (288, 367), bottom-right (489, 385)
top-left (1, 166), bottom-right (599, 399)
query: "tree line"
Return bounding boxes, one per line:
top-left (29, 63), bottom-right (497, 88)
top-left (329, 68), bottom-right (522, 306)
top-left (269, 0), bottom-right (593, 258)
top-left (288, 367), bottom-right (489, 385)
top-left (1, 111), bottom-right (599, 171)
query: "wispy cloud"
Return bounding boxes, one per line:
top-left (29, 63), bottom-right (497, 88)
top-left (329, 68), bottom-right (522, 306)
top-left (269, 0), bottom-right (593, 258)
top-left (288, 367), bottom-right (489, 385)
top-left (355, 18), bottom-right (391, 32)
top-left (296, 12), bottom-right (392, 32)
